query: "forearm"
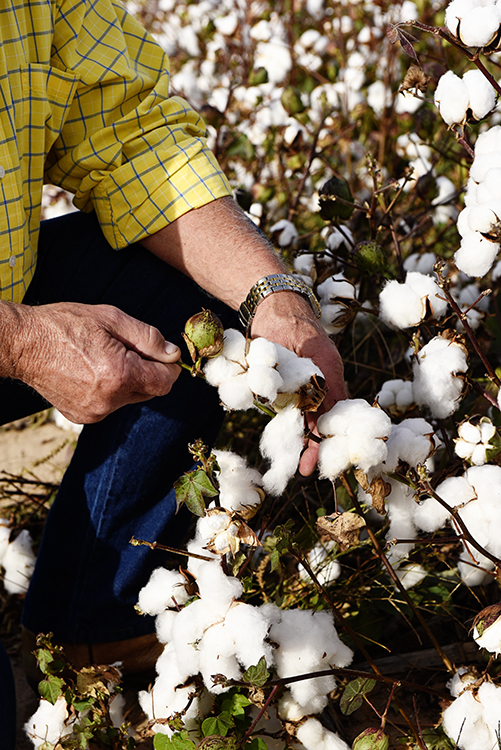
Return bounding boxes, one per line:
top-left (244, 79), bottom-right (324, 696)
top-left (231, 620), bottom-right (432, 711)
top-left (140, 196), bottom-right (288, 310)
top-left (0, 301), bottom-right (29, 379)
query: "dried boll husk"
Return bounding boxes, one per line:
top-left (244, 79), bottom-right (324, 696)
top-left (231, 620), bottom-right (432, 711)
top-left (318, 176), bottom-right (354, 221)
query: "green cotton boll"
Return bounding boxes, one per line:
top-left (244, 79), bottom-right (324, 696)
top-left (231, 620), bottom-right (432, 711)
top-left (352, 728), bottom-right (390, 750)
top-left (353, 241), bottom-right (388, 275)
top-left (249, 66), bottom-right (269, 86)
top-left (182, 309), bottom-right (224, 363)
top-left (318, 176), bottom-right (354, 221)
top-left (281, 85), bottom-right (306, 115)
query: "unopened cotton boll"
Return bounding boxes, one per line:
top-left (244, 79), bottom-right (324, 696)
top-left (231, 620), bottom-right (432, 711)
top-left (412, 335), bottom-right (468, 419)
top-left (2, 529), bottom-right (36, 594)
top-left (137, 567), bottom-right (190, 615)
top-left (260, 405), bottom-right (305, 495)
top-left (434, 71), bottom-right (470, 125)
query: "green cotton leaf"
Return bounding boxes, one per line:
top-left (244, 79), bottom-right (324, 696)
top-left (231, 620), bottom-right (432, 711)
top-left (340, 677), bottom-right (377, 716)
top-left (244, 739), bottom-right (269, 750)
top-left (35, 648), bottom-right (54, 674)
top-left (202, 712), bottom-right (234, 738)
top-left (174, 469), bottom-right (218, 517)
top-left (38, 675), bottom-right (65, 705)
top-left (221, 692), bottom-right (251, 717)
top-left (226, 133), bottom-right (255, 162)
top-left (242, 656), bottom-right (270, 688)
top-left (154, 731), bottom-right (198, 750)
top-left (269, 548), bottom-right (281, 573)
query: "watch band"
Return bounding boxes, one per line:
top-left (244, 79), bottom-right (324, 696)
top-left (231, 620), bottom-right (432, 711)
top-left (238, 273), bottom-right (322, 331)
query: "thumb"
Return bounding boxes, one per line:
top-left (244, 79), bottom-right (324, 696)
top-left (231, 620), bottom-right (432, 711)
top-left (107, 310), bottom-right (181, 364)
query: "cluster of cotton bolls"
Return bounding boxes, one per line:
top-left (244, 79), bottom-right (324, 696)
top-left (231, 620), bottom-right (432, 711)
top-left (454, 416), bottom-right (497, 465)
top-left (434, 69), bottom-right (496, 126)
top-left (414, 464), bottom-right (501, 585)
top-left (455, 125), bottom-right (501, 277)
top-left (25, 677), bottom-right (125, 749)
top-left (204, 329), bottom-right (324, 496)
top-left (0, 519), bottom-right (36, 595)
top-left (136, 451), bottom-right (353, 748)
top-left (441, 669), bottom-right (501, 750)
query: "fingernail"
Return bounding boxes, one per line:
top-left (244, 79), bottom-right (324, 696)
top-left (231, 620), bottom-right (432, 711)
top-left (164, 341), bottom-right (178, 354)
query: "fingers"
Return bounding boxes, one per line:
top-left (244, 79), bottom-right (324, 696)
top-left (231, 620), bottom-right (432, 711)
top-left (102, 306), bottom-right (181, 365)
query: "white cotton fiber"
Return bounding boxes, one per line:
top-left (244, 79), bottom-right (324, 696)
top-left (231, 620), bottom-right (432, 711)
top-left (260, 405), bottom-right (305, 496)
top-left (155, 609), bottom-right (178, 644)
top-left (246, 364), bottom-right (283, 402)
top-left (296, 717), bottom-right (351, 750)
top-left (246, 337), bottom-right (279, 368)
top-left (379, 272), bottom-right (447, 329)
top-left (382, 418), bottom-right (434, 473)
top-left (2, 529), bottom-right (36, 595)
top-left (458, 4), bottom-right (501, 47)
top-left (444, 0), bottom-right (478, 35)
top-left (434, 71), bottom-right (469, 125)
top-left (170, 598), bottom-right (214, 676)
top-left (137, 567), bottom-right (189, 615)
top-left (274, 343), bottom-right (323, 392)
top-left (196, 560), bottom-right (243, 616)
top-left (403, 252), bottom-right (437, 274)
top-left (218, 373), bottom-right (255, 411)
top-left (454, 230), bottom-right (500, 277)
top-left (473, 613), bottom-right (501, 654)
top-left (317, 275), bottom-right (356, 303)
top-left (223, 601), bottom-right (273, 668)
top-left (377, 379), bottom-right (414, 413)
top-left (442, 681), bottom-right (501, 749)
top-left (25, 696), bottom-right (73, 749)
top-left (470, 152), bottom-right (501, 184)
top-left (467, 203), bottom-right (500, 233)
top-left (317, 399), bottom-right (392, 479)
top-left (463, 69), bottom-right (495, 119)
top-left (298, 541), bottom-right (341, 586)
top-left (203, 354), bottom-right (244, 387)
top-left (412, 335), bottom-right (468, 419)
top-left (213, 449), bottom-right (263, 515)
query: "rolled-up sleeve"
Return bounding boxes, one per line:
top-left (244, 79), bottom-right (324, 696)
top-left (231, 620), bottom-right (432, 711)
top-left (45, 0), bottom-right (232, 248)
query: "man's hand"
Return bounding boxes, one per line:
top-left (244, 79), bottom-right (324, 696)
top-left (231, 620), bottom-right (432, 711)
top-left (7, 302), bottom-right (181, 424)
top-left (250, 292), bottom-right (347, 476)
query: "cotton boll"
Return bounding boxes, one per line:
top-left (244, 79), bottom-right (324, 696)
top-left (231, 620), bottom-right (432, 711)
top-left (379, 279), bottom-right (428, 329)
top-left (444, 0), bottom-right (479, 37)
top-left (218, 373), bottom-right (255, 411)
top-left (213, 449), bottom-right (263, 515)
top-left (470, 152), bottom-right (501, 183)
top-left (155, 609), bottom-right (178, 644)
top-left (395, 562), bottom-right (427, 589)
top-left (278, 691), bottom-right (306, 721)
top-left (220, 328), bottom-right (247, 364)
top-left (463, 69), bottom-right (496, 119)
top-left (442, 688), bottom-right (492, 750)
top-left (260, 406), bottom-right (305, 496)
top-left (170, 598), bottom-right (215, 676)
top-left (458, 548), bottom-right (494, 585)
top-left (223, 602), bottom-right (274, 668)
top-left (317, 275), bottom-right (356, 304)
top-left (296, 717), bottom-right (351, 750)
top-left (382, 418), bottom-right (435, 472)
top-left (454, 230), bottom-right (500, 277)
top-left (274, 343), bottom-right (323, 392)
top-left (447, 667), bottom-right (477, 698)
top-left (196, 560), bottom-right (243, 616)
top-left (2, 529), bottom-right (36, 594)
top-left (434, 71), bottom-right (469, 125)
top-left (247, 364), bottom-right (283, 402)
top-left (246, 337), bottom-right (279, 368)
top-left (458, 4), bottom-right (501, 47)
top-left (403, 252), bottom-right (437, 274)
top-left (137, 567), bottom-right (190, 615)
top-left (412, 335), bottom-right (468, 419)
top-left (376, 379), bottom-right (414, 415)
top-left (25, 696), bottom-right (73, 749)
top-left (468, 200), bottom-right (501, 232)
top-left (298, 541), bottom-right (341, 586)
top-left (270, 219), bottom-right (298, 248)
top-left (473, 613), bottom-right (501, 654)
top-left (204, 354), bottom-right (245, 387)
top-left (405, 271), bottom-right (448, 318)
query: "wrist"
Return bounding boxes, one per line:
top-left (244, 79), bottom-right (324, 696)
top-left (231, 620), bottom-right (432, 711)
top-left (239, 273), bottom-right (321, 334)
top-left (0, 301), bottom-right (32, 379)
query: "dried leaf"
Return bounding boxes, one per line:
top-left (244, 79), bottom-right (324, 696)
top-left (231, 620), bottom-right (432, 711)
top-left (354, 470), bottom-right (391, 515)
top-left (316, 511), bottom-right (366, 551)
top-left (296, 373), bottom-right (328, 412)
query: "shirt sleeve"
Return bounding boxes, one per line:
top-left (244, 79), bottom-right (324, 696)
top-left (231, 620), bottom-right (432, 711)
top-left (45, 0), bottom-right (233, 249)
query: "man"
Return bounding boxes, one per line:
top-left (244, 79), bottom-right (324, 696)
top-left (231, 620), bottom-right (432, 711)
top-left (0, 0), bottom-right (346, 676)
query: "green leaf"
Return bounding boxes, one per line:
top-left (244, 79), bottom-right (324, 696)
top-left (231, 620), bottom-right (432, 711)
top-left (35, 648), bottom-right (54, 674)
top-left (221, 692), bottom-right (251, 717)
top-left (340, 677), bottom-right (377, 716)
top-left (226, 133), bottom-right (255, 162)
top-left (202, 712), bottom-right (234, 738)
top-left (153, 736), bottom-right (171, 750)
top-left (38, 675), bottom-right (65, 705)
top-left (245, 739), bottom-right (269, 750)
top-left (242, 656), bottom-right (270, 688)
top-left (174, 469), bottom-right (218, 517)
top-left (154, 731), bottom-right (198, 750)
top-left (269, 548), bottom-right (281, 572)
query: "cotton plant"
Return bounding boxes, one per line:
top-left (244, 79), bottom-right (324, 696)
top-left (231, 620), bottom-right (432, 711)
top-left (444, 0), bottom-right (501, 49)
top-left (434, 69), bottom-right (496, 126)
top-left (414, 464), bottom-right (501, 585)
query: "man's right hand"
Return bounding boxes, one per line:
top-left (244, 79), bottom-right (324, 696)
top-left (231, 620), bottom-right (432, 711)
top-left (2, 301), bottom-right (181, 424)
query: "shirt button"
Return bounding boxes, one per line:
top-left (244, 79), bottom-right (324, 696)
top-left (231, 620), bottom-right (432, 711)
top-left (8, 256), bottom-right (16, 268)
top-left (0, 166), bottom-right (5, 179)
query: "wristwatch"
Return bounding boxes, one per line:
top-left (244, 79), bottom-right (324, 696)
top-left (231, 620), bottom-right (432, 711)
top-left (238, 273), bottom-right (321, 332)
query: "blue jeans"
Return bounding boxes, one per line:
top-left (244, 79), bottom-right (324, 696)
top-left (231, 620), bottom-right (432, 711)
top-left (0, 640), bottom-right (16, 749)
top-left (0, 211), bottom-right (237, 643)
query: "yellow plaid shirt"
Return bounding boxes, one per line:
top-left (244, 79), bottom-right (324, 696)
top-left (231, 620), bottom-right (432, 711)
top-left (0, 0), bottom-right (232, 302)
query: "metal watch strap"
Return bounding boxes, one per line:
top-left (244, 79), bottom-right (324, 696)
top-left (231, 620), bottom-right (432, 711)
top-left (238, 273), bottom-right (321, 331)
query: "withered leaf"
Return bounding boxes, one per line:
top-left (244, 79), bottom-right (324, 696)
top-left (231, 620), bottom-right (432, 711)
top-left (316, 511), bottom-right (366, 551)
top-left (400, 63), bottom-right (430, 94)
top-left (354, 470), bottom-right (391, 515)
